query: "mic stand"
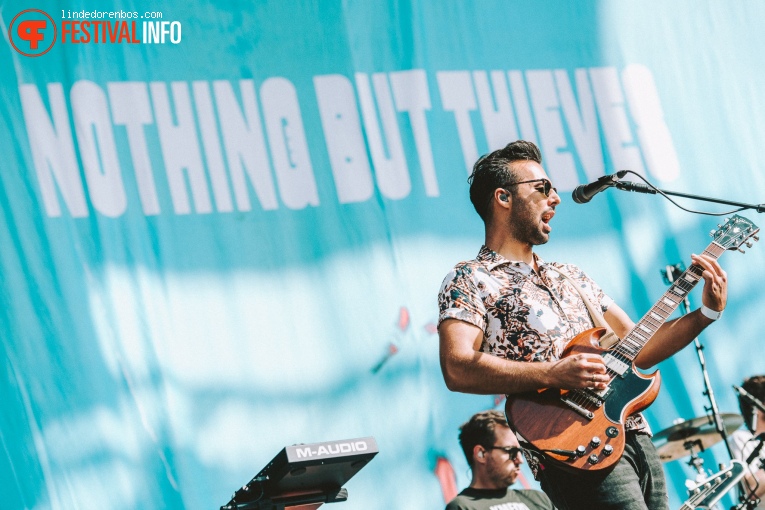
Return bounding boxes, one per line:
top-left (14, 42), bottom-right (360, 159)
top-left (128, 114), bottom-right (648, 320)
top-left (661, 264), bottom-right (735, 462)
top-left (616, 182), bottom-right (765, 213)
top-left (663, 263), bottom-right (751, 510)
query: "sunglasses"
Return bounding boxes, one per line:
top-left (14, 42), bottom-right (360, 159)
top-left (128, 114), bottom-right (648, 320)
top-left (503, 178), bottom-right (557, 197)
top-left (486, 445), bottom-right (523, 458)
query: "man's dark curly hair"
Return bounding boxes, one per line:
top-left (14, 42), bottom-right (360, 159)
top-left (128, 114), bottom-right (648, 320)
top-left (468, 140), bottom-right (543, 223)
top-left (739, 375), bottom-right (765, 432)
top-left (458, 410), bottom-right (509, 467)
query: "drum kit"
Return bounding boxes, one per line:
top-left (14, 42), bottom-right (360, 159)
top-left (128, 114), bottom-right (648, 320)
top-left (651, 411), bottom-right (751, 510)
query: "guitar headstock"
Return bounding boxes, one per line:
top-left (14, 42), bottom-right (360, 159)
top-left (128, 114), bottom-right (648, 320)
top-left (710, 215), bottom-right (760, 253)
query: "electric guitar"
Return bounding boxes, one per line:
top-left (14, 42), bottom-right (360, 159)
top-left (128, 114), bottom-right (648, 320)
top-left (505, 215), bottom-right (760, 472)
top-left (680, 460), bottom-right (746, 510)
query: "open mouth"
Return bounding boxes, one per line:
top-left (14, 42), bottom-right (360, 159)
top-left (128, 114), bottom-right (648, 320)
top-left (541, 210), bottom-right (555, 231)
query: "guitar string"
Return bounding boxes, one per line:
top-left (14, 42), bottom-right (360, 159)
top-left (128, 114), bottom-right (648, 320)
top-left (572, 245), bottom-right (726, 410)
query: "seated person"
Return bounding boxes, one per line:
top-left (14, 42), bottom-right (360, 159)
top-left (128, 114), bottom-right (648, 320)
top-left (446, 410), bottom-right (554, 510)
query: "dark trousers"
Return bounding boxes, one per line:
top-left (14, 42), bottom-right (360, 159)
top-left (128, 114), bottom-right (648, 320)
top-left (537, 432), bottom-right (669, 510)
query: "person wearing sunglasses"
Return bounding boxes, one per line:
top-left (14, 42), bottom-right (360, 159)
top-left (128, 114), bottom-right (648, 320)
top-left (446, 410), bottom-right (554, 510)
top-left (437, 140), bottom-right (728, 510)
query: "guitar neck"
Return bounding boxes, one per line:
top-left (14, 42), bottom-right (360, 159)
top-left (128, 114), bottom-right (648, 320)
top-left (612, 241), bottom-right (725, 361)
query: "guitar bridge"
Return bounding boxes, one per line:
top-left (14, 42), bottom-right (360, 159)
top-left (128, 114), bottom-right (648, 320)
top-left (560, 396), bottom-right (594, 420)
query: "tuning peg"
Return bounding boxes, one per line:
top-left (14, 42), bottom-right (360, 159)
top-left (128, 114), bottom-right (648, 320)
top-left (717, 224), bottom-right (722, 229)
top-left (755, 235), bottom-right (760, 242)
top-left (738, 248), bottom-right (746, 253)
top-left (709, 230), bottom-right (716, 237)
top-left (747, 242), bottom-right (753, 248)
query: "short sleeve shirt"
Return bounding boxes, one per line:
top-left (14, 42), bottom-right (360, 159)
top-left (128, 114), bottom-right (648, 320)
top-left (729, 429), bottom-right (765, 510)
top-left (437, 246), bottom-right (648, 474)
top-left (445, 487), bottom-right (555, 510)
top-left (438, 246), bottom-right (612, 361)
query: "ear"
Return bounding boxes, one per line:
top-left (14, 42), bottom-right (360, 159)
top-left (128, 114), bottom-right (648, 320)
top-left (494, 188), bottom-right (511, 208)
top-left (473, 445), bottom-right (486, 463)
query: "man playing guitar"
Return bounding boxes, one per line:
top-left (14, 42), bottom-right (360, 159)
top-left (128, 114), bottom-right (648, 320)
top-left (437, 140), bottom-right (728, 510)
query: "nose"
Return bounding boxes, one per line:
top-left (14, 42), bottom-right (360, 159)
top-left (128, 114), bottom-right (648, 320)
top-left (549, 188), bottom-right (561, 206)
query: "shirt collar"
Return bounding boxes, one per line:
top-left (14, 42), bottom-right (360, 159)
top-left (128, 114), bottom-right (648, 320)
top-left (476, 245), bottom-right (546, 273)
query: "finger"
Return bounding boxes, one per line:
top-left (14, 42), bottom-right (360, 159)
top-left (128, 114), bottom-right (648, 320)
top-left (692, 254), bottom-right (725, 278)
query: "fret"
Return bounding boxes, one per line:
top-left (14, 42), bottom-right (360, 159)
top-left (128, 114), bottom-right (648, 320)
top-left (612, 237), bottom-right (732, 361)
top-left (669, 286), bottom-right (684, 296)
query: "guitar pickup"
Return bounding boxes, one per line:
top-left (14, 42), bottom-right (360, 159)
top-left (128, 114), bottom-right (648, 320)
top-left (603, 353), bottom-right (629, 376)
top-left (580, 387), bottom-right (611, 407)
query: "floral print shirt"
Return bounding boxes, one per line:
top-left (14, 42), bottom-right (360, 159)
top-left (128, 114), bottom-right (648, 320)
top-left (438, 246), bottom-right (648, 474)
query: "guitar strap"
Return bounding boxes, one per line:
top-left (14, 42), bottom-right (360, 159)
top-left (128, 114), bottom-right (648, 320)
top-left (554, 268), bottom-right (619, 349)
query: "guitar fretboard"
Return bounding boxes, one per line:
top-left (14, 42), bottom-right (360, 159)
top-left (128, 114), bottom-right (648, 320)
top-left (611, 242), bottom-right (725, 361)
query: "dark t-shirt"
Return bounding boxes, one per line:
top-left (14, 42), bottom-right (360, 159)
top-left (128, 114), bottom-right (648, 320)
top-left (445, 487), bottom-right (555, 510)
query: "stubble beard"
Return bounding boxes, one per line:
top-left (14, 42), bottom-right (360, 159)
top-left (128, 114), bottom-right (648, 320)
top-left (508, 204), bottom-right (549, 247)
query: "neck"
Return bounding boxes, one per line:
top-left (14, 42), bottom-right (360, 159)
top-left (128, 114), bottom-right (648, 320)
top-left (485, 230), bottom-right (535, 267)
top-left (468, 479), bottom-right (506, 491)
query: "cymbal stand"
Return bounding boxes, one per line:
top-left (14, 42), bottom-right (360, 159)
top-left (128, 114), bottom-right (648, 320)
top-left (682, 439), bottom-right (707, 482)
top-left (662, 263), bottom-right (735, 462)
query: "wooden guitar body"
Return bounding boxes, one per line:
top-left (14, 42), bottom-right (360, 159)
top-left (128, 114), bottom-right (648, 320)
top-left (504, 215), bottom-right (760, 473)
top-left (505, 327), bottom-right (661, 472)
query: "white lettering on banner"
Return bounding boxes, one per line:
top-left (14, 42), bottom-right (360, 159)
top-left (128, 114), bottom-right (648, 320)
top-left (192, 81), bottom-right (234, 213)
top-left (260, 77), bottom-right (319, 209)
top-left (71, 80), bottom-right (128, 217)
top-left (18, 66), bottom-right (681, 219)
top-left (473, 71), bottom-right (519, 152)
top-left (507, 70), bottom-right (539, 144)
top-left (150, 81), bottom-right (213, 214)
top-left (526, 70), bottom-right (578, 191)
top-left (108, 82), bottom-right (161, 215)
top-left (389, 70), bottom-right (438, 197)
top-left (436, 70), bottom-right (478, 175)
top-left (555, 69), bottom-right (605, 181)
top-left (19, 83), bottom-right (88, 217)
top-left (355, 73), bottom-right (411, 200)
top-left (213, 80), bottom-right (278, 211)
top-left (589, 67), bottom-right (646, 175)
top-left (621, 64), bottom-right (681, 181)
top-left (313, 74), bottom-right (374, 204)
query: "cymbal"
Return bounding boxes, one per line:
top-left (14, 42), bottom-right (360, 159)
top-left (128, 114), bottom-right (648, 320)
top-left (652, 413), bottom-right (743, 462)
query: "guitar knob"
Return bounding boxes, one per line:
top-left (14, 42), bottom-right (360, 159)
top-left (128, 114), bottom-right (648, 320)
top-left (588, 454), bottom-right (599, 465)
top-left (590, 436), bottom-right (601, 448)
top-left (606, 426), bottom-right (619, 438)
top-left (602, 445), bottom-right (614, 456)
top-left (576, 446), bottom-right (586, 457)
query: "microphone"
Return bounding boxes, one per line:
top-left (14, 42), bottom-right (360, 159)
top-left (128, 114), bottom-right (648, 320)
top-left (572, 171), bottom-right (628, 204)
top-left (734, 385), bottom-right (765, 414)
top-left (614, 181), bottom-right (657, 194)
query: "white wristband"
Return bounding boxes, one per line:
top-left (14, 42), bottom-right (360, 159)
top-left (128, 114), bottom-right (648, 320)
top-left (700, 305), bottom-right (723, 321)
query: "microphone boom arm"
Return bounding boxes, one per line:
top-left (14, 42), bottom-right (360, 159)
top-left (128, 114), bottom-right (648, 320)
top-left (615, 181), bottom-right (765, 213)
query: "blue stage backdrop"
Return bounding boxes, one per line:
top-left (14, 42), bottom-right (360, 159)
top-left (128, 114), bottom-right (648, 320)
top-left (1, 1), bottom-right (764, 508)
